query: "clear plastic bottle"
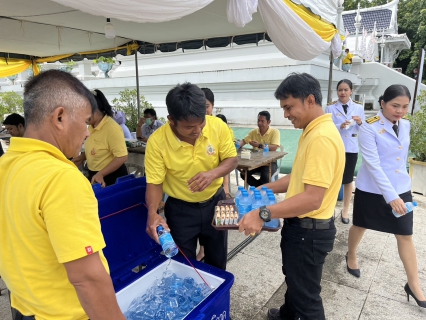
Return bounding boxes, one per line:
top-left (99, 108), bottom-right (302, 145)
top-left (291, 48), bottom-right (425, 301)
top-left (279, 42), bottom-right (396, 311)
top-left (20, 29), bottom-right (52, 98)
top-left (252, 194), bottom-right (264, 211)
top-left (392, 201), bottom-right (418, 218)
top-left (157, 226), bottom-right (179, 258)
top-left (264, 195), bottom-right (280, 228)
top-left (260, 186), bottom-right (268, 197)
top-left (235, 186), bottom-right (244, 206)
top-left (235, 139), bottom-right (241, 150)
top-left (263, 143), bottom-right (269, 156)
top-left (238, 190), bottom-right (252, 220)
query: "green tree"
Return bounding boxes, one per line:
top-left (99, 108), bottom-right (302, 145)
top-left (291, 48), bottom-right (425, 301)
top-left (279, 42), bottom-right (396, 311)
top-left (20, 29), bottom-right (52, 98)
top-left (407, 90), bottom-right (426, 161)
top-left (111, 89), bottom-right (154, 132)
top-left (0, 91), bottom-right (24, 122)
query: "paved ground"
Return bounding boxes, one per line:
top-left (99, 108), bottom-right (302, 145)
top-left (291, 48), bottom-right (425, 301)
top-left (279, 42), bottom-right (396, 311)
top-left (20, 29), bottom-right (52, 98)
top-left (1, 171), bottom-right (426, 319)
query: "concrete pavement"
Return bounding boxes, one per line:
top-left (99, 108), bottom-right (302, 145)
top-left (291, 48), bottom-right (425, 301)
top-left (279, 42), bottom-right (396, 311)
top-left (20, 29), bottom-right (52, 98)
top-left (1, 172), bottom-right (426, 319)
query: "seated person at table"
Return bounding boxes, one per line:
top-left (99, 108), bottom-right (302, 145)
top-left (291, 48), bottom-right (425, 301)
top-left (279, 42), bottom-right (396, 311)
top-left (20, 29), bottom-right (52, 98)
top-left (136, 108), bottom-right (163, 142)
top-left (239, 111), bottom-right (281, 187)
top-left (113, 110), bottom-right (132, 139)
top-left (4, 113), bottom-right (25, 139)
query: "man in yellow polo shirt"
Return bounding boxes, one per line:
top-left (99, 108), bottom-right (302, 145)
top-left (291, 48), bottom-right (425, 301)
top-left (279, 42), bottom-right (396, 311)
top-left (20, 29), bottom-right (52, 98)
top-left (145, 82), bottom-right (238, 270)
top-left (239, 73), bottom-right (344, 320)
top-left (239, 110), bottom-right (281, 187)
top-left (0, 70), bottom-right (124, 320)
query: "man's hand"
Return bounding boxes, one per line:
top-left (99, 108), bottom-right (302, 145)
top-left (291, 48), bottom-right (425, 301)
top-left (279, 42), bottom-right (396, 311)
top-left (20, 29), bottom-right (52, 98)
top-left (146, 213), bottom-right (168, 244)
top-left (249, 140), bottom-right (260, 148)
top-left (91, 173), bottom-right (105, 187)
top-left (352, 116), bottom-right (362, 125)
top-left (238, 209), bottom-right (263, 236)
top-left (340, 120), bottom-right (351, 129)
top-left (187, 171), bottom-right (215, 193)
top-left (137, 117), bottom-right (146, 127)
top-left (390, 198), bottom-right (406, 216)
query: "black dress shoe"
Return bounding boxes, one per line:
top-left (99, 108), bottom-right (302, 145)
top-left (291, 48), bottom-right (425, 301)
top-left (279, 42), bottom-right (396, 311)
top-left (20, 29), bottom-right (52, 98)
top-left (404, 283), bottom-right (426, 308)
top-left (340, 210), bottom-right (350, 224)
top-left (346, 252), bottom-right (360, 278)
top-left (268, 308), bottom-right (282, 320)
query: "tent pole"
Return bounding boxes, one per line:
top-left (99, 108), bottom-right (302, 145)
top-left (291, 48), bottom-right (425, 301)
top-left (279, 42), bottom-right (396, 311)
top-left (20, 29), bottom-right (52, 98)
top-left (327, 51), bottom-right (333, 103)
top-left (135, 50), bottom-right (141, 120)
top-left (411, 48), bottom-right (424, 115)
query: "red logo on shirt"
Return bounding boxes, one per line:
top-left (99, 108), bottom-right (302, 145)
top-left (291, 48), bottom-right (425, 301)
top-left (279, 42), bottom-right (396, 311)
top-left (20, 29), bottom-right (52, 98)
top-left (85, 246), bottom-right (93, 255)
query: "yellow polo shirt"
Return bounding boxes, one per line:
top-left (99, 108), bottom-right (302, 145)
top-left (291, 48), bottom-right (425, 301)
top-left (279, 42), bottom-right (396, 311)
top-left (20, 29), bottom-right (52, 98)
top-left (243, 127), bottom-right (280, 150)
top-left (286, 114), bottom-right (345, 219)
top-left (343, 53), bottom-right (354, 64)
top-left (146, 116), bottom-right (237, 202)
top-left (0, 138), bottom-right (109, 320)
top-left (85, 115), bottom-right (128, 171)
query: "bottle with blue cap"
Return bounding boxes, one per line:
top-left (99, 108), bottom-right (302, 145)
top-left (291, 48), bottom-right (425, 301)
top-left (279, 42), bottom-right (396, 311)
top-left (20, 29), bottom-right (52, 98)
top-left (263, 143), bottom-right (269, 156)
top-left (235, 186), bottom-right (244, 206)
top-left (238, 190), bottom-right (252, 220)
top-left (264, 194), bottom-right (280, 228)
top-left (392, 202), bottom-right (418, 218)
top-left (157, 226), bottom-right (178, 258)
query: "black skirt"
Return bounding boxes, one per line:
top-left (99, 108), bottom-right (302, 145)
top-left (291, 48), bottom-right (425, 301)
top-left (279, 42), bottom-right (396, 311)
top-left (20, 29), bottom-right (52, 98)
top-left (353, 188), bottom-right (413, 235)
top-left (342, 152), bottom-right (358, 184)
top-left (88, 163), bottom-right (128, 187)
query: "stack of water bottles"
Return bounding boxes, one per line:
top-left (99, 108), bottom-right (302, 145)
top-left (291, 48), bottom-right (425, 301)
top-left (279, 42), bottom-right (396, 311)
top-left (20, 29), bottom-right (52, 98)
top-left (125, 270), bottom-right (213, 320)
top-left (235, 185), bottom-right (280, 229)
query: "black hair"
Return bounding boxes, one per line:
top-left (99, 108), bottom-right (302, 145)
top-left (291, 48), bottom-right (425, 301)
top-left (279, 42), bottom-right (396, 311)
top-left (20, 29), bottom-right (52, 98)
top-left (337, 79), bottom-right (353, 90)
top-left (216, 114), bottom-right (227, 124)
top-left (3, 113), bottom-right (25, 127)
top-left (274, 73), bottom-right (322, 106)
top-left (258, 111), bottom-right (271, 121)
top-left (24, 70), bottom-right (97, 127)
top-left (93, 89), bottom-right (113, 117)
top-left (345, 48), bottom-right (349, 52)
top-left (378, 84), bottom-right (411, 105)
top-left (201, 88), bottom-right (214, 105)
top-left (166, 82), bottom-right (206, 121)
top-left (144, 108), bottom-right (157, 118)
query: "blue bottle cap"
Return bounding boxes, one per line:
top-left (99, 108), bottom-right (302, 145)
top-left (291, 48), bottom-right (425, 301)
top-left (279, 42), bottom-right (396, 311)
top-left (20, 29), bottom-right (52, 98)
top-left (413, 201), bottom-right (418, 206)
top-left (157, 225), bottom-right (164, 232)
top-left (238, 186), bottom-right (244, 190)
top-left (255, 194), bottom-right (262, 200)
top-left (249, 186), bottom-right (255, 190)
top-left (261, 186), bottom-right (268, 190)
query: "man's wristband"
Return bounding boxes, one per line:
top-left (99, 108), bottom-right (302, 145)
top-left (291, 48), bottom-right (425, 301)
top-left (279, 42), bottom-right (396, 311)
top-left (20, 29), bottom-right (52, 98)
top-left (258, 144), bottom-right (263, 149)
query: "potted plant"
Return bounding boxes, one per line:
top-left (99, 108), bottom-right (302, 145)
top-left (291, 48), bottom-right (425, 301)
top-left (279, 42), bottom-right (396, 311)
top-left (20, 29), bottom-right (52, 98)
top-left (94, 56), bottom-right (115, 78)
top-left (408, 90), bottom-right (426, 195)
top-left (59, 60), bottom-right (77, 73)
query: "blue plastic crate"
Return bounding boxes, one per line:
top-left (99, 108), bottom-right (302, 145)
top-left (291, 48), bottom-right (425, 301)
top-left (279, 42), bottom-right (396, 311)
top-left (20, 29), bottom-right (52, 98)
top-left (94, 175), bottom-right (234, 319)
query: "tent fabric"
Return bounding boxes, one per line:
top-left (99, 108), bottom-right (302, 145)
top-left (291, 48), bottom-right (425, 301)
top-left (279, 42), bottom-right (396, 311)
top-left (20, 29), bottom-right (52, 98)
top-left (227, 0), bottom-right (258, 28)
top-left (258, 0), bottom-right (332, 61)
top-left (292, 0), bottom-right (338, 25)
top-left (0, 58), bottom-right (32, 78)
top-left (51, 0), bottom-right (214, 23)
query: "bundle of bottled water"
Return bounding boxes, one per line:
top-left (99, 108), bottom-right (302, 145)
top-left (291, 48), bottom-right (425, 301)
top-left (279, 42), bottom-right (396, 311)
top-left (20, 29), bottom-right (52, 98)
top-left (235, 186), bottom-right (280, 229)
top-left (125, 270), bottom-right (213, 320)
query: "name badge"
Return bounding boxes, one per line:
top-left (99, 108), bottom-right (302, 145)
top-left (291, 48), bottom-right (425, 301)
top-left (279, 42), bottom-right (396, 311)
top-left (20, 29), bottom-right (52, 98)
top-left (351, 134), bottom-right (358, 137)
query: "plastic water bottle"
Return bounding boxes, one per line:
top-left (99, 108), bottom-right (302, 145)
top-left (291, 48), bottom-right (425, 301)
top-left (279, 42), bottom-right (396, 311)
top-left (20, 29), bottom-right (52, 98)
top-left (252, 194), bottom-right (264, 211)
top-left (248, 186), bottom-right (256, 199)
top-left (263, 143), bottom-right (269, 156)
top-left (264, 194), bottom-right (280, 228)
top-left (235, 139), bottom-right (241, 150)
top-left (392, 202), bottom-right (418, 218)
top-left (235, 186), bottom-right (244, 206)
top-left (157, 226), bottom-right (178, 258)
top-left (238, 191), bottom-right (252, 219)
top-left (260, 186), bottom-right (268, 197)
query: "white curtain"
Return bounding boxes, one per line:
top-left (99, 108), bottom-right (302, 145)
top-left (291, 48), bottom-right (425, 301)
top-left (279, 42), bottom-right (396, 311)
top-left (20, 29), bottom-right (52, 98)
top-left (227, 0), bottom-right (258, 28)
top-left (258, 0), bottom-right (330, 61)
top-left (51, 0), bottom-right (214, 23)
top-left (291, 0), bottom-right (338, 25)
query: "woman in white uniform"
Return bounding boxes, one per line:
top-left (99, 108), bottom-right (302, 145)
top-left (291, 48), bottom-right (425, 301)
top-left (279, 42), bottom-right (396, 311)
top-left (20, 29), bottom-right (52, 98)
top-left (346, 84), bottom-right (425, 308)
top-left (326, 79), bottom-right (364, 224)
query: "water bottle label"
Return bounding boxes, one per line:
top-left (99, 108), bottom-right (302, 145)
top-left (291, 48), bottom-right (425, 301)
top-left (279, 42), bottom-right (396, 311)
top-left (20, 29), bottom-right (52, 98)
top-left (159, 232), bottom-right (174, 247)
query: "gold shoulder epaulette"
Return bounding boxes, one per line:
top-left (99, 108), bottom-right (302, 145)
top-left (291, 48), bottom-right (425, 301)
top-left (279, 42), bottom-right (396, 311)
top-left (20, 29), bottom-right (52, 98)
top-left (353, 100), bottom-right (363, 105)
top-left (327, 100), bottom-right (337, 106)
top-left (365, 115), bottom-right (380, 124)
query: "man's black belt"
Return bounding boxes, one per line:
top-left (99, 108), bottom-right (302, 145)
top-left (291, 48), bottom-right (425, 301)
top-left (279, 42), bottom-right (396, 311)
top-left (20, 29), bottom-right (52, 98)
top-left (198, 186), bottom-right (224, 205)
top-left (284, 217), bottom-right (333, 230)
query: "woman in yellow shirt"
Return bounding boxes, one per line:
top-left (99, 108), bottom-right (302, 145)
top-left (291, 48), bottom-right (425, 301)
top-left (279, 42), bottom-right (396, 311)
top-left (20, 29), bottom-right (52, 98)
top-left (73, 90), bottom-right (128, 187)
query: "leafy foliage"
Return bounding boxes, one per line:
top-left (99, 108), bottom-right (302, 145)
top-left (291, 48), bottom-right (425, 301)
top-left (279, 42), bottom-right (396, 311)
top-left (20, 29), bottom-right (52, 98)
top-left (94, 56), bottom-right (115, 64)
top-left (112, 89), bottom-right (154, 132)
top-left (0, 91), bottom-right (24, 122)
top-left (407, 90), bottom-right (426, 161)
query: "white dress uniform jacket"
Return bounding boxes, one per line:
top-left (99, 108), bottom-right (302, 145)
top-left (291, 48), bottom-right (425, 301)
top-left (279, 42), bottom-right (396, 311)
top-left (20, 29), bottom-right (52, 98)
top-left (325, 99), bottom-right (365, 153)
top-left (355, 110), bottom-right (411, 203)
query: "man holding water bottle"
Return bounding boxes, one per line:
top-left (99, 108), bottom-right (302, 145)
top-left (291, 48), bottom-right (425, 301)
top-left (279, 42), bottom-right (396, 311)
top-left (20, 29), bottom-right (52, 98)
top-left (239, 73), bottom-right (345, 320)
top-left (238, 111), bottom-right (281, 187)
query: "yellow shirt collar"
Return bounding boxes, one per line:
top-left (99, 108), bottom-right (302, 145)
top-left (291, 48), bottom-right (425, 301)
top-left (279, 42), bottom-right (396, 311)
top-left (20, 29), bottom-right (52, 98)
top-left (256, 126), bottom-right (272, 136)
top-left (302, 114), bottom-right (332, 137)
top-left (165, 120), bottom-right (210, 151)
top-left (90, 115), bottom-right (109, 132)
top-left (8, 137), bottom-right (69, 162)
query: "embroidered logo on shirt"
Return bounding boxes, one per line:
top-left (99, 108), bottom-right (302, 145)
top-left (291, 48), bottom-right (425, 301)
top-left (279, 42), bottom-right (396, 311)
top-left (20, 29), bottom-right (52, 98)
top-left (206, 144), bottom-right (216, 156)
top-left (91, 148), bottom-right (96, 155)
top-left (85, 246), bottom-right (93, 255)
top-left (378, 129), bottom-right (386, 134)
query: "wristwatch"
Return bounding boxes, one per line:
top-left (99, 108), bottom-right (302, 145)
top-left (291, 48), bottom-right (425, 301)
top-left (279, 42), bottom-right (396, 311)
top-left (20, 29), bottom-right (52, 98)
top-left (259, 205), bottom-right (271, 222)
top-left (258, 143), bottom-right (264, 149)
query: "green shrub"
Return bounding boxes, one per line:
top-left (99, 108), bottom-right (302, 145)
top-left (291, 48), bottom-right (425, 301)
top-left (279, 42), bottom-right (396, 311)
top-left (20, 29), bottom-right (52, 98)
top-left (408, 90), bottom-right (426, 162)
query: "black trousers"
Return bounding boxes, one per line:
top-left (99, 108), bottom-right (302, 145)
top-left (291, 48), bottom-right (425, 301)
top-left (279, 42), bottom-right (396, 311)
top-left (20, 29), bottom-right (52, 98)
top-left (165, 189), bottom-right (228, 270)
top-left (240, 162), bottom-right (278, 187)
top-left (279, 220), bottom-right (336, 320)
top-left (88, 163), bottom-right (128, 186)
